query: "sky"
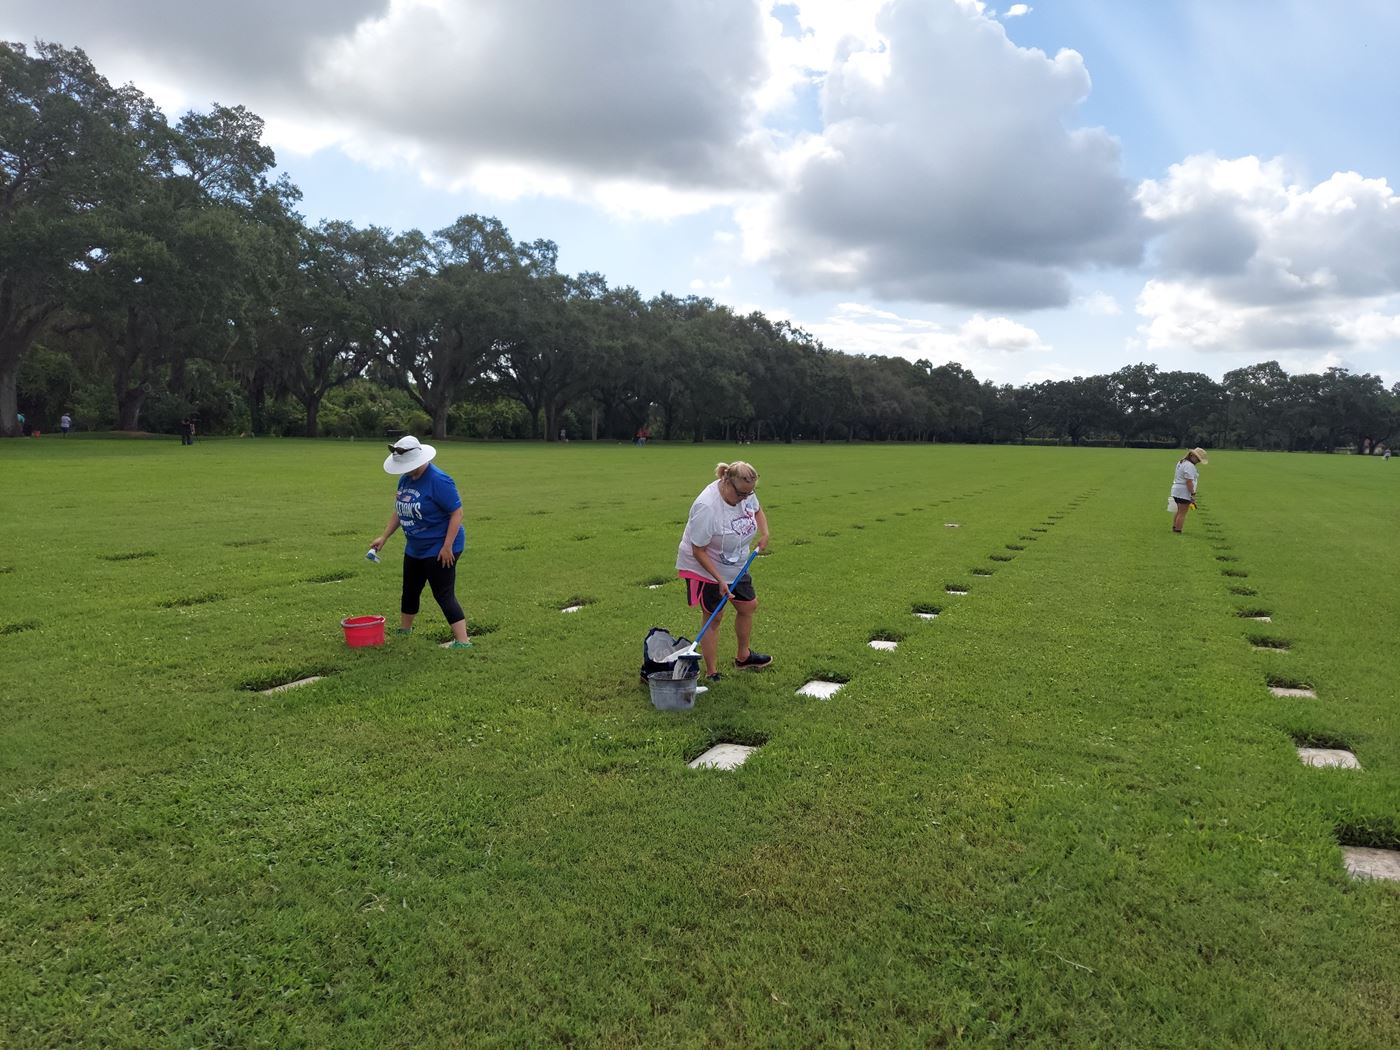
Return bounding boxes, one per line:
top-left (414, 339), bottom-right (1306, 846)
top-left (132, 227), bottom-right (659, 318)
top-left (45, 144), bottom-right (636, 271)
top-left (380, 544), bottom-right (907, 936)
top-left (6, 0), bottom-right (1400, 387)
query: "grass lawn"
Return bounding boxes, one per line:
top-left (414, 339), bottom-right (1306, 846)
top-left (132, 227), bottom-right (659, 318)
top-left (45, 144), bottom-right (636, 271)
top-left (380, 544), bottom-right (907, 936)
top-left (2, 436), bottom-right (1397, 1046)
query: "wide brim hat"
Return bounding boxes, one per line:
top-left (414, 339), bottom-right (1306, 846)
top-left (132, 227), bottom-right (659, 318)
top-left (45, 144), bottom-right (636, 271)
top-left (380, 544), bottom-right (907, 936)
top-left (383, 435), bottom-right (437, 474)
top-left (1190, 447), bottom-right (1209, 464)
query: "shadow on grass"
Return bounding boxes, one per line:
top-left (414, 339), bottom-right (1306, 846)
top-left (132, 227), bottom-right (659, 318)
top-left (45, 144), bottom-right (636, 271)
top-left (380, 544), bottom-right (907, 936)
top-left (1336, 817), bottom-right (1400, 851)
top-left (159, 592), bottom-right (226, 608)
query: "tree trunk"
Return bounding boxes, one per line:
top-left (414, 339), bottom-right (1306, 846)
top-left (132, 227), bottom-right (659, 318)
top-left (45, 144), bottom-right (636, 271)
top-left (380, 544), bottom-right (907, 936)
top-left (590, 406), bottom-right (599, 442)
top-left (0, 300), bottom-right (60, 436)
top-left (0, 357), bottom-right (18, 437)
top-left (432, 406), bottom-right (449, 440)
top-left (117, 386), bottom-right (146, 432)
top-left (249, 370), bottom-right (267, 436)
top-left (304, 395), bottom-right (321, 439)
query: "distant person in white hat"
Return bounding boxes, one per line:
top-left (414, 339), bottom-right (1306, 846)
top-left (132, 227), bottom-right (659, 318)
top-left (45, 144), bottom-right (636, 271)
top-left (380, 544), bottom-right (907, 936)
top-left (1169, 447), bottom-right (1208, 534)
top-left (369, 436), bottom-right (472, 648)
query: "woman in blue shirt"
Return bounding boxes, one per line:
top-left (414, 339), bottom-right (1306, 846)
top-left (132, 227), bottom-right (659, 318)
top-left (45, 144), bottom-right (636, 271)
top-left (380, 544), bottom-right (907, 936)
top-left (369, 436), bottom-right (472, 648)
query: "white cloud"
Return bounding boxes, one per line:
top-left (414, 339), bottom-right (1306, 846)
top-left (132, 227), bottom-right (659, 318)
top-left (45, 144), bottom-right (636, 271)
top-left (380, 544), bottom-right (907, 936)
top-left (2, 0), bottom-right (772, 215)
top-left (1077, 291), bottom-right (1122, 316)
top-left (689, 275), bottom-right (733, 292)
top-left (1004, 5), bottom-right (1032, 18)
top-left (750, 1), bottom-right (886, 120)
top-left (1136, 154), bottom-right (1400, 357)
top-left (797, 302), bottom-right (1049, 381)
top-left (750, 0), bottom-right (1144, 308)
top-left (309, 0), bottom-right (771, 192)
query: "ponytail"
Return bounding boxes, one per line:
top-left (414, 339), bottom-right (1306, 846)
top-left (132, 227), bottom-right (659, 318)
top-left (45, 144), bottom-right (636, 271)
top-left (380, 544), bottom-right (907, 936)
top-left (715, 460), bottom-right (758, 484)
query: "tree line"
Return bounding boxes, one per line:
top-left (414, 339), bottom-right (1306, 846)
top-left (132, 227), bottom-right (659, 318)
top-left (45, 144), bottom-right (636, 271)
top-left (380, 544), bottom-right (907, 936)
top-left (4, 41), bottom-right (1398, 450)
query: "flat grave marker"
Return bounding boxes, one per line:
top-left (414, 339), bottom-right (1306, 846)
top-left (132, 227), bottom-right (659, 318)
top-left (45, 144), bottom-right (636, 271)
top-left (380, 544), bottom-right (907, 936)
top-left (1297, 748), bottom-right (1360, 769)
top-left (260, 676), bottom-right (323, 695)
top-left (1341, 847), bottom-right (1400, 882)
top-left (688, 743), bottom-right (756, 770)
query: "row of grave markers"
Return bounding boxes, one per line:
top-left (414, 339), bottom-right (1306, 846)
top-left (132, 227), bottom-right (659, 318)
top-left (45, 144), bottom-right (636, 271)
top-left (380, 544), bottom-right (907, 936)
top-left (1204, 514), bottom-right (1397, 883)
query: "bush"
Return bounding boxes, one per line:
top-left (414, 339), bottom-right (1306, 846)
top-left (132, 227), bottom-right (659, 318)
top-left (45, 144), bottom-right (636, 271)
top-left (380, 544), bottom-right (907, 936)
top-left (450, 397), bottom-right (531, 439)
top-left (321, 381), bottom-right (431, 438)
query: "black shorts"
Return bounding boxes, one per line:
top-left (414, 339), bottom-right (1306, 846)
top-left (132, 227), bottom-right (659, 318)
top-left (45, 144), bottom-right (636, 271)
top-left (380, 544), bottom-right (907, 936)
top-left (1173, 497), bottom-right (1194, 506)
top-left (688, 574), bottom-right (756, 613)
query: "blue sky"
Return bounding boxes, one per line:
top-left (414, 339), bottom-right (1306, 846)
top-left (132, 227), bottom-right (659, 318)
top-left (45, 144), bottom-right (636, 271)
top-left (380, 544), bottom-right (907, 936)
top-left (6, 0), bottom-right (1399, 386)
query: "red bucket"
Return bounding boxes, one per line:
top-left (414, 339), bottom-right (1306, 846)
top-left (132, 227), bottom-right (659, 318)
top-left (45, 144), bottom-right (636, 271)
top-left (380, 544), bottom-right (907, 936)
top-left (341, 615), bottom-right (386, 648)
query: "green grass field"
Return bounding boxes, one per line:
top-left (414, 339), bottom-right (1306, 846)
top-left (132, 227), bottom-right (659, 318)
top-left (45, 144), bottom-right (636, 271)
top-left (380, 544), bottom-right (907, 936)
top-left (2, 437), bottom-right (1397, 1047)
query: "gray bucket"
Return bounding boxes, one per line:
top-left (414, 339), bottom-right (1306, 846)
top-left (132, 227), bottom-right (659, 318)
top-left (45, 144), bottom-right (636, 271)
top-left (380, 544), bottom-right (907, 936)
top-left (647, 670), bottom-right (698, 711)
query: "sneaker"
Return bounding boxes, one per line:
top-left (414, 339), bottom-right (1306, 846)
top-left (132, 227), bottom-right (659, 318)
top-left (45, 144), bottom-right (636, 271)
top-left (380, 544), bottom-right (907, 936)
top-left (734, 651), bottom-right (773, 670)
top-left (447, 640), bottom-right (473, 649)
top-left (397, 628), bottom-right (414, 635)
top-left (706, 672), bottom-right (724, 682)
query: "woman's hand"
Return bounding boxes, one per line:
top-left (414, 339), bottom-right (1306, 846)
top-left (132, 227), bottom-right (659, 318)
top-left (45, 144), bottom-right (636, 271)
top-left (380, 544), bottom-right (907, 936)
top-left (437, 546), bottom-right (457, 568)
top-left (369, 536), bottom-right (387, 553)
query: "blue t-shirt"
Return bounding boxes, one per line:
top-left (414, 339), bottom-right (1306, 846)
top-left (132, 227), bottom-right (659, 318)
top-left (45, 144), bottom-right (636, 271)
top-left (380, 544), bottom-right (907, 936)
top-left (395, 464), bottom-right (465, 559)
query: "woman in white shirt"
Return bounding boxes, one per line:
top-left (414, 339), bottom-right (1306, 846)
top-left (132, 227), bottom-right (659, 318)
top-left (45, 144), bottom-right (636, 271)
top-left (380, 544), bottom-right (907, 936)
top-left (1170, 448), bottom-right (1208, 533)
top-left (676, 461), bottom-right (771, 681)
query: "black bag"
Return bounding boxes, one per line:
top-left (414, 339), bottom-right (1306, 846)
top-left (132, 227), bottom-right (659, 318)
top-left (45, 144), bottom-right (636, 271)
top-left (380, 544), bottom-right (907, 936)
top-left (640, 626), bottom-right (697, 683)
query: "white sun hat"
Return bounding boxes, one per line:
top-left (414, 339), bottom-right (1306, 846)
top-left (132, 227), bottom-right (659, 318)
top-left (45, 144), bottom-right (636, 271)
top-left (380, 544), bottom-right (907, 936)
top-left (383, 435), bottom-right (437, 474)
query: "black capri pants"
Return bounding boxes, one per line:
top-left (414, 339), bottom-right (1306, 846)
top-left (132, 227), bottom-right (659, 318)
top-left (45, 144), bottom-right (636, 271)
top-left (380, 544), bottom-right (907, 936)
top-left (401, 554), bottom-right (465, 624)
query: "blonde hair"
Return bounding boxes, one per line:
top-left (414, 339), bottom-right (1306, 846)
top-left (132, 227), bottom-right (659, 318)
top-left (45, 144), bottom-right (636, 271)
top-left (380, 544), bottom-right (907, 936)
top-left (715, 461), bottom-right (758, 484)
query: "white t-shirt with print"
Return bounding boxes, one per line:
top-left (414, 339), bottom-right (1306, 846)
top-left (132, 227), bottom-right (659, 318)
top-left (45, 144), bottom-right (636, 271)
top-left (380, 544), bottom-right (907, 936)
top-left (676, 480), bottom-right (760, 585)
top-left (1171, 459), bottom-right (1199, 500)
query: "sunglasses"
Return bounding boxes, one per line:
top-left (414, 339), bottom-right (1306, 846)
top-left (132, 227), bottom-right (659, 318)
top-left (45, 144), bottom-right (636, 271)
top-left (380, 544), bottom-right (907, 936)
top-left (388, 445), bottom-right (412, 455)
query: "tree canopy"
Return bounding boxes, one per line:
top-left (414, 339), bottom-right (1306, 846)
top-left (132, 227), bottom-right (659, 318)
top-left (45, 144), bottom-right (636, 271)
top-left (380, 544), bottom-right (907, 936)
top-left (6, 41), bottom-right (1397, 451)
